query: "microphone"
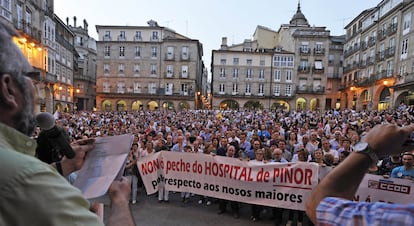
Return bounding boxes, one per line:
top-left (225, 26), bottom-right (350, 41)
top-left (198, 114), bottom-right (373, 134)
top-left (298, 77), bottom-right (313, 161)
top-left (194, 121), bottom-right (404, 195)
top-left (35, 112), bottom-right (75, 163)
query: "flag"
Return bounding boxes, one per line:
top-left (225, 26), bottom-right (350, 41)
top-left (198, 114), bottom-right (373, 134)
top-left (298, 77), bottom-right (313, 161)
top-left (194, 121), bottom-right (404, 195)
top-left (53, 110), bottom-right (59, 120)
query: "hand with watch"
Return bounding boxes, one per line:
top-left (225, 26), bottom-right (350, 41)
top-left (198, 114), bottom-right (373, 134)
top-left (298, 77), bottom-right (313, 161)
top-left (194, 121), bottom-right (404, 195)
top-left (358, 123), bottom-right (414, 159)
top-left (306, 123), bottom-right (414, 224)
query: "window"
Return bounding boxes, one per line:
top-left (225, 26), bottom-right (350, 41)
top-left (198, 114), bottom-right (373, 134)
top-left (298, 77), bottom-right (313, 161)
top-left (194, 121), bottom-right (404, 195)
top-left (260, 60), bottom-right (265, 66)
top-left (314, 80), bottom-right (321, 91)
top-left (117, 82), bottom-right (125, 94)
top-left (16, 4), bottom-right (22, 28)
top-left (219, 68), bottom-right (226, 78)
top-left (181, 83), bottom-right (188, 95)
top-left (285, 85), bottom-right (292, 96)
top-left (258, 84), bottom-right (264, 96)
top-left (151, 47), bottom-right (157, 57)
top-left (119, 31), bottom-right (125, 39)
top-left (273, 55), bottom-right (294, 67)
top-left (220, 59), bottom-right (226, 65)
top-left (246, 59), bottom-right (252, 65)
top-left (233, 58), bottom-right (239, 65)
top-left (182, 46), bottom-right (189, 59)
top-left (300, 60), bottom-right (308, 70)
top-left (104, 31), bottom-right (111, 38)
top-left (102, 82), bottom-right (111, 93)
top-left (166, 65), bottom-right (174, 77)
top-left (148, 83), bottom-right (157, 94)
top-left (151, 64), bottom-right (157, 75)
top-left (232, 83), bottom-right (238, 94)
top-left (104, 46), bottom-right (110, 57)
top-left (233, 68), bottom-right (239, 78)
top-left (246, 68), bottom-right (252, 79)
top-left (165, 83), bottom-right (173, 95)
top-left (403, 13), bottom-right (411, 35)
top-left (24, 9), bottom-right (31, 33)
top-left (134, 64), bottom-right (140, 75)
top-left (274, 70), bottom-right (281, 81)
top-left (1, 0), bottom-right (12, 20)
top-left (286, 70), bottom-right (292, 82)
top-left (119, 46), bottom-right (125, 57)
top-left (151, 31), bottom-right (159, 41)
top-left (134, 31), bottom-right (142, 40)
top-left (219, 83), bottom-right (225, 94)
top-left (274, 84), bottom-right (280, 96)
top-left (181, 65), bottom-right (188, 78)
top-left (245, 83), bottom-right (251, 94)
top-left (118, 64), bottom-right (124, 74)
top-left (300, 42), bottom-right (309, 53)
top-left (315, 61), bottom-right (323, 69)
top-left (104, 64), bottom-right (110, 74)
top-left (315, 42), bottom-right (323, 53)
top-left (133, 82), bottom-right (141, 93)
top-left (401, 38), bottom-right (408, 59)
top-left (259, 69), bottom-right (265, 80)
top-left (167, 46), bottom-right (174, 59)
top-left (134, 46), bottom-right (141, 57)
top-left (387, 60), bottom-right (394, 76)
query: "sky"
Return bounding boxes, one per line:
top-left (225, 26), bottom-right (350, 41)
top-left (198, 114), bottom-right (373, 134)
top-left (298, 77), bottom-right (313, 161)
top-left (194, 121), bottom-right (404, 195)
top-left (55, 0), bottom-right (380, 74)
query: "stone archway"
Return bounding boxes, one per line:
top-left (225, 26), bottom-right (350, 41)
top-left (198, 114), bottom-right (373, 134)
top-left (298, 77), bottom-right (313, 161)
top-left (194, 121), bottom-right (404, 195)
top-left (178, 101), bottom-right (190, 110)
top-left (219, 99), bottom-right (239, 110)
top-left (377, 87), bottom-right (391, 111)
top-left (271, 101), bottom-right (290, 111)
top-left (102, 100), bottom-right (112, 112)
top-left (162, 101), bottom-right (175, 110)
top-left (131, 100), bottom-right (143, 111)
top-left (296, 97), bottom-right (307, 111)
top-left (148, 101), bottom-right (159, 111)
top-left (309, 98), bottom-right (320, 111)
top-left (117, 100), bottom-right (127, 111)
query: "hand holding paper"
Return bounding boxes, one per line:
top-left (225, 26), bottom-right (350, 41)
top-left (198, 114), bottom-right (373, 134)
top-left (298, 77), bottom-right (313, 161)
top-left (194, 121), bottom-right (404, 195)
top-left (73, 134), bottom-right (134, 199)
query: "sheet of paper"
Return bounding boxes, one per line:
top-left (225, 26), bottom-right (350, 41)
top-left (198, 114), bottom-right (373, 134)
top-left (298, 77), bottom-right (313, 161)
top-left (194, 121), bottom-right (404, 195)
top-left (73, 134), bottom-right (133, 199)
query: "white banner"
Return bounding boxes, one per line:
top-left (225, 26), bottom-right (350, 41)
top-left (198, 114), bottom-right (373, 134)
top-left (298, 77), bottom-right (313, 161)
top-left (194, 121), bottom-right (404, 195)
top-left (354, 174), bottom-right (414, 204)
top-left (138, 151), bottom-right (319, 211)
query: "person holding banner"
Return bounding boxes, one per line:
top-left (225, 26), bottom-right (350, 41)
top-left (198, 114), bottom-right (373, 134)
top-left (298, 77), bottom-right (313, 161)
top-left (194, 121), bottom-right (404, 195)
top-left (217, 145), bottom-right (240, 219)
top-left (306, 123), bottom-right (414, 225)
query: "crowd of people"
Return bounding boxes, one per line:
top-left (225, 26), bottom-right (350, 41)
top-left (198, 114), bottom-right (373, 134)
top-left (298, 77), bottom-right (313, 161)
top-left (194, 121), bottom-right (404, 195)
top-left (38, 107), bottom-right (414, 225)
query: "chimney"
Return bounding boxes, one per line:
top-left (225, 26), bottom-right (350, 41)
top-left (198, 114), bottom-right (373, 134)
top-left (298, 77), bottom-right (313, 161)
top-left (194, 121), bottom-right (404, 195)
top-left (66, 17), bottom-right (69, 26)
top-left (73, 16), bottom-right (77, 27)
top-left (221, 37), bottom-right (228, 49)
top-left (83, 19), bottom-right (88, 31)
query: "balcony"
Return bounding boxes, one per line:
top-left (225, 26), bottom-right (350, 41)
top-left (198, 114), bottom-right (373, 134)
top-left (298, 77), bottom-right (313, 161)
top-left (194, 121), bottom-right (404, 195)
top-left (117, 35), bottom-right (126, 41)
top-left (313, 48), bottom-right (325, 55)
top-left (312, 67), bottom-right (325, 74)
top-left (368, 37), bottom-right (376, 47)
top-left (296, 85), bottom-right (325, 94)
top-left (13, 19), bottom-right (42, 43)
top-left (378, 30), bottom-right (386, 41)
top-left (385, 47), bottom-right (395, 58)
top-left (133, 36), bottom-right (142, 41)
top-left (361, 41), bottom-right (367, 50)
top-left (103, 35), bottom-right (112, 41)
top-left (297, 66), bottom-right (310, 73)
top-left (387, 23), bottom-right (397, 36)
top-left (376, 51), bottom-right (385, 61)
top-left (299, 48), bottom-right (311, 55)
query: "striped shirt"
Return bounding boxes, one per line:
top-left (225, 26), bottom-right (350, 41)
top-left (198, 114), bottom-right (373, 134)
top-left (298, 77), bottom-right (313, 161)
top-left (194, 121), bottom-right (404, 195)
top-left (317, 197), bottom-right (414, 226)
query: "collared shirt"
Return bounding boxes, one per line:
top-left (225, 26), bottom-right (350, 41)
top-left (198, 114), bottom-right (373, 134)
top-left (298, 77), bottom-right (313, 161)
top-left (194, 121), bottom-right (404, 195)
top-left (317, 197), bottom-right (414, 226)
top-left (0, 123), bottom-right (103, 226)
